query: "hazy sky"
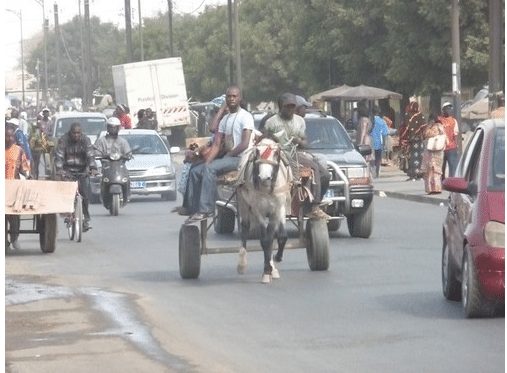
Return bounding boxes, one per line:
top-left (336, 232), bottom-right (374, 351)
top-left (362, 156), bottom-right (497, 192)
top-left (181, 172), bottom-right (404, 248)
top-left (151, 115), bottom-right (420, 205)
top-left (4, 0), bottom-right (227, 71)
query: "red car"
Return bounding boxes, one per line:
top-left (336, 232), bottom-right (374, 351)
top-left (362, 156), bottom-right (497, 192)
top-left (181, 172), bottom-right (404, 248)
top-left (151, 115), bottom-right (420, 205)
top-left (442, 118), bottom-right (505, 318)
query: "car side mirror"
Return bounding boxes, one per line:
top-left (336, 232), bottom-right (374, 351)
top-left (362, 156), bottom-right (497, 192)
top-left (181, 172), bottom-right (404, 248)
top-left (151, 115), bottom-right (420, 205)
top-left (356, 144), bottom-right (372, 157)
top-left (442, 177), bottom-right (477, 196)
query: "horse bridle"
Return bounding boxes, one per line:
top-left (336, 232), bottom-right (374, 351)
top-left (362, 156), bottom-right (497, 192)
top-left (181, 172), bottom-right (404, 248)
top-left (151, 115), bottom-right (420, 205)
top-left (252, 145), bottom-right (281, 193)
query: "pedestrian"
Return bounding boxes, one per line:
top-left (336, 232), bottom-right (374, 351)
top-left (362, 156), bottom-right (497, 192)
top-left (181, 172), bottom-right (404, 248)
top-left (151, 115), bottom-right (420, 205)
top-left (5, 123), bottom-right (31, 250)
top-left (401, 101), bottom-right (425, 181)
top-left (264, 92), bottom-right (330, 218)
top-left (10, 109), bottom-right (30, 137)
top-left (370, 106), bottom-right (390, 178)
top-left (29, 120), bottom-right (55, 180)
top-left (185, 86), bottom-right (254, 223)
top-left (421, 113), bottom-right (447, 194)
top-left (136, 109), bottom-right (145, 127)
top-left (356, 103), bottom-right (374, 173)
top-left (137, 108), bottom-right (158, 130)
top-left (6, 117), bottom-right (33, 167)
top-left (438, 102), bottom-right (459, 178)
top-left (38, 108), bottom-right (53, 136)
top-left (115, 104), bottom-right (132, 129)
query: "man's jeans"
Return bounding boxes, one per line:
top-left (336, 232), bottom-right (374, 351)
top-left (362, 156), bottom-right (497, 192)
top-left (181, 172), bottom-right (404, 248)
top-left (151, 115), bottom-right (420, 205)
top-left (199, 157), bottom-right (240, 213)
top-left (443, 148), bottom-right (459, 178)
top-left (183, 162), bottom-right (205, 214)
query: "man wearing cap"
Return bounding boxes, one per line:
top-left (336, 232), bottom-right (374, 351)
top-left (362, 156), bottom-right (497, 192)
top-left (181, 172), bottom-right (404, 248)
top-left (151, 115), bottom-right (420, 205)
top-left (115, 104), bottom-right (132, 129)
top-left (38, 108), bottom-right (53, 136)
top-left (264, 93), bottom-right (330, 218)
top-left (438, 102), bottom-right (459, 178)
top-left (54, 123), bottom-right (99, 231)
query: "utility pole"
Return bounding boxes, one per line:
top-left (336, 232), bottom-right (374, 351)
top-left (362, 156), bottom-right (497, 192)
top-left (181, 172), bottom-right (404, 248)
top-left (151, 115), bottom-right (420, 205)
top-left (54, 3), bottom-right (62, 100)
top-left (36, 59), bottom-right (40, 111)
top-left (451, 0), bottom-right (462, 150)
top-left (78, 0), bottom-right (86, 105)
top-left (125, 0), bottom-right (133, 62)
top-left (233, 0), bottom-right (242, 90)
top-left (44, 17), bottom-right (49, 105)
top-left (84, 0), bottom-right (92, 107)
top-left (167, 0), bottom-right (173, 57)
top-left (138, 0), bottom-right (144, 61)
top-left (227, 0), bottom-right (233, 85)
top-left (489, 0), bottom-right (502, 111)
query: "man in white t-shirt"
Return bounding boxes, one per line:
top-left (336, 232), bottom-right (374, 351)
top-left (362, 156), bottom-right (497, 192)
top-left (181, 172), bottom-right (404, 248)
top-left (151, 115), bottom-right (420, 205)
top-left (186, 86), bottom-right (254, 222)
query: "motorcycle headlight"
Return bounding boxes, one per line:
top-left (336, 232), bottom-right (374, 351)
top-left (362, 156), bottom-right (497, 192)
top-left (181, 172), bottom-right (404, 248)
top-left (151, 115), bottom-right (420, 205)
top-left (484, 221), bottom-right (505, 248)
top-left (110, 152), bottom-right (121, 161)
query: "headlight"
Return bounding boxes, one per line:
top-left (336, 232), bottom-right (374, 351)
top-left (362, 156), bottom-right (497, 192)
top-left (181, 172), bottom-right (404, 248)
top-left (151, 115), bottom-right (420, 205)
top-left (110, 152), bottom-right (121, 161)
top-left (484, 221), bottom-right (505, 248)
top-left (147, 165), bottom-right (173, 176)
top-left (347, 167), bottom-right (371, 185)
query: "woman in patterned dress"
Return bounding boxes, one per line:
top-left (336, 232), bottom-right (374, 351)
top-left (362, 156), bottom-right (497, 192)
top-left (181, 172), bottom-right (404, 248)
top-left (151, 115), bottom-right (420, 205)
top-left (421, 113), bottom-right (447, 194)
top-left (400, 102), bottom-right (425, 180)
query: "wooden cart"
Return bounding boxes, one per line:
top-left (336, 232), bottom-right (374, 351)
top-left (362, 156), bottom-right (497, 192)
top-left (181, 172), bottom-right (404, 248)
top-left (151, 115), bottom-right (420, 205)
top-left (5, 179), bottom-right (78, 253)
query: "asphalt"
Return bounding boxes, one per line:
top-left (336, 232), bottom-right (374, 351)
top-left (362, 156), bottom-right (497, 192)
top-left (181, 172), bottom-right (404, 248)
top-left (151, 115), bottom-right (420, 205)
top-left (172, 152), bottom-right (448, 207)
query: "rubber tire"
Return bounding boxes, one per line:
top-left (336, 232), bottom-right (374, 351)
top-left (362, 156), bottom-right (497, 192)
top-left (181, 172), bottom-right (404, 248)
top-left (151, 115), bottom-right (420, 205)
top-left (461, 246), bottom-right (496, 318)
top-left (215, 205), bottom-right (235, 234)
top-left (75, 195), bottom-right (83, 242)
top-left (327, 219), bottom-right (341, 232)
top-left (346, 202), bottom-right (373, 238)
top-left (441, 234), bottom-right (461, 301)
top-left (68, 215), bottom-right (75, 241)
top-left (110, 193), bottom-right (120, 216)
top-left (161, 190), bottom-right (177, 201)
top-left (179, 225), bottom-right (201, 279)
top-left (40, 214), bottom-right (57, 253)
top-left (306, 218), bottom-right (330, 271)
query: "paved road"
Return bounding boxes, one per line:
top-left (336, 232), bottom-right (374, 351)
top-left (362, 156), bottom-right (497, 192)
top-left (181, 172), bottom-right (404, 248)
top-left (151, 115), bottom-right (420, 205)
top-left (5, 195), bottom-right (505, 373)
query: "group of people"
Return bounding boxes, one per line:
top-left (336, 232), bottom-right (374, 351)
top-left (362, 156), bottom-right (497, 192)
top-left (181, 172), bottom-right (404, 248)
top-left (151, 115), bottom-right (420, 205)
top-left (398, 101), bottom-right (459, 194)
top-left (176, 86), bottom-right (331, 223)
top-left (5, 114), bottom-right (131, 250)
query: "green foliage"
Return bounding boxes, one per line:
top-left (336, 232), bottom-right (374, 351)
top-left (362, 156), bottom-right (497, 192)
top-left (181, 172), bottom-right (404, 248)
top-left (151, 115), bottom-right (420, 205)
top-left (24, 0), bottom-right (500, 106)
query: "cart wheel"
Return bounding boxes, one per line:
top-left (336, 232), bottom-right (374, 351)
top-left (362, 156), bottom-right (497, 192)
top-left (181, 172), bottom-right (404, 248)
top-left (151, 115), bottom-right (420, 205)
top-left (75, 195), bottom-right (83, 242)
top-left (40, 214), bottom-right (58, 253)
top-left (110, 194), bottom-right (120, 216)
top-left (179, 225), bottom-right (201, 279)
top-left (306, 218), bottom-right (329, 271)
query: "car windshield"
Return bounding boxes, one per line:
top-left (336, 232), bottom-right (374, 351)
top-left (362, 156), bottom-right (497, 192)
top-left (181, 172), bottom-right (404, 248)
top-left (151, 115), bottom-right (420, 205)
top-left (55, 117), bottom-right (106, 137)
top-left (122, 134), bottom-right (168, 155)
top-left (305, 118), bottom-right (354, 150)
top-left (489, 127), bottom-right (505, 190)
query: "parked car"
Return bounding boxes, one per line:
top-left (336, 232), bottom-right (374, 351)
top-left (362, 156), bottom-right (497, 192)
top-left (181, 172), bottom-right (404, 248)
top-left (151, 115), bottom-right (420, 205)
top-left (441, 118), bottom-right (505, 318)
top-left (91, 129), bottom-right (179, 202)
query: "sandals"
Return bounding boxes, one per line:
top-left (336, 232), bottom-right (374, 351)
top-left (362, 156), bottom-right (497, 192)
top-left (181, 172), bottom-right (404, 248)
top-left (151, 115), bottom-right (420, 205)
top-left (184, 212), bottom-right (213, 224)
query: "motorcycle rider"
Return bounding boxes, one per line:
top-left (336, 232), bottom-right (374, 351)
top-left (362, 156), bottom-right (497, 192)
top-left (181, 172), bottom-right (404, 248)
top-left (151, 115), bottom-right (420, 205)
top-left (54, 123), bottom-right (99, 231)
top-left (94, 117), bottom-right (132, 204)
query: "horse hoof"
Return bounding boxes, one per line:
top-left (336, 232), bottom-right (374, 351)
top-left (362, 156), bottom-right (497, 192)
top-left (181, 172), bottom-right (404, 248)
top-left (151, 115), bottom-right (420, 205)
top-left (271, 268), bottom-right (280, 279)
top-left (237, 247), bottom-right (248, 274)
top-left (262, 274), bottom-right (272, 284)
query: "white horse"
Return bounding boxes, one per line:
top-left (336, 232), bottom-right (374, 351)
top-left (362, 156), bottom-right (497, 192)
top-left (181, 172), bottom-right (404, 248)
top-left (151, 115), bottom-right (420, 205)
top-left (236, 138), bottom-right (292, 283)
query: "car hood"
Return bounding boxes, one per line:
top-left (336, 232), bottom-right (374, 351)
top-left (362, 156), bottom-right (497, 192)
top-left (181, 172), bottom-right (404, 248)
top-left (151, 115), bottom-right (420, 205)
top-left (127, 154), bottom-right (173, 170)
top-left (484, 191), bottom-right (505, 224)
top-left (308, 148), bottom-right (367, 167)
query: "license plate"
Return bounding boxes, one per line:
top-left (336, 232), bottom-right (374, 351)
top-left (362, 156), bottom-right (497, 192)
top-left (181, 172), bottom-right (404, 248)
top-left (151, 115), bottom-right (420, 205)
top-left (323, 189), bottom-right (335, 199)
top-left (130, 181), bottom-right (146, 189)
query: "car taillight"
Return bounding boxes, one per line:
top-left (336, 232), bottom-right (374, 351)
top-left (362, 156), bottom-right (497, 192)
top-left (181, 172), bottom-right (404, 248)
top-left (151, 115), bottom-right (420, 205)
top-left (484, 221), bottom-right (505, 248)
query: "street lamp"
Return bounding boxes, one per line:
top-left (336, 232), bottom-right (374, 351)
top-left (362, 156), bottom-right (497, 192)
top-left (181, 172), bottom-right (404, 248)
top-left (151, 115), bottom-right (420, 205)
top-left (6, 9), bottom-right (25, 107)
top-left (31, 0), bottom-right (48, 109)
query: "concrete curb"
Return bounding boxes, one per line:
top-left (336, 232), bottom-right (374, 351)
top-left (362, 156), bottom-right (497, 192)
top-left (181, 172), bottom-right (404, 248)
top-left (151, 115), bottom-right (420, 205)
top-left (374, 189), bottom-right (447, 206)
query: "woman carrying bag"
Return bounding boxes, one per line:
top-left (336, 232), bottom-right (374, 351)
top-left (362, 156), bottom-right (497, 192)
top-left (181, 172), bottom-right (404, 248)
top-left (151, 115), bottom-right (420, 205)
top-left (421, 113), bottom-right (448, 194)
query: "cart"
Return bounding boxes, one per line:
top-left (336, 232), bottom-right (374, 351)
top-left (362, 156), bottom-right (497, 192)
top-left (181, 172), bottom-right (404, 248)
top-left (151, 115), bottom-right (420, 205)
top-left (5, 179), bottom-right (78, 253)
top-left (178, 171), bottom-right (332, 280)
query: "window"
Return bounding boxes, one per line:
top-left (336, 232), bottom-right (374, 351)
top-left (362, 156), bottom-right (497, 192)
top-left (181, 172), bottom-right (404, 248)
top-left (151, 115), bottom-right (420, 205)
top-left (490, 128), bottom-right (505, 190)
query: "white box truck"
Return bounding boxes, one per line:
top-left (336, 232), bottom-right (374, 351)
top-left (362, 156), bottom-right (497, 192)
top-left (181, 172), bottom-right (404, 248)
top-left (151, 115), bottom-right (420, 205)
top-left (112, 57), bottom-right (190, 146)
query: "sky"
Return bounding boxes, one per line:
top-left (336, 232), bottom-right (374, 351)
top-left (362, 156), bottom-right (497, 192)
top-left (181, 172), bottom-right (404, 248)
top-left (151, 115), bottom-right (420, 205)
top-left (4, 0), bottom-right (228, 71)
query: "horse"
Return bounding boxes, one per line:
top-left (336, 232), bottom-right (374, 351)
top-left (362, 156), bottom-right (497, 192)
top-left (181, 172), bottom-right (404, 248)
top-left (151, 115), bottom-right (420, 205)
top-left (236, 138), bottom-right (292, 283)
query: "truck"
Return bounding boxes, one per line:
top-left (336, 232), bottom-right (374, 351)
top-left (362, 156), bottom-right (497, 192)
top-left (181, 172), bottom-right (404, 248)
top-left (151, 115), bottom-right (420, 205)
top-left (112, 57), bottom-right (190, 146)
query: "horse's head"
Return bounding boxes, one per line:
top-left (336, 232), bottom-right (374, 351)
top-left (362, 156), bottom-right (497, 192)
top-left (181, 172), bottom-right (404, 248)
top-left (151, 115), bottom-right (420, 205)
top-left (252, 139), bottom-right (281, 192)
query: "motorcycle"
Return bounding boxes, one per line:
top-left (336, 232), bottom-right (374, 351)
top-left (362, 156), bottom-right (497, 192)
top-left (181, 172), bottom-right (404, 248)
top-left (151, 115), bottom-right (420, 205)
top-left (99, 151), bottom-right (130, 216)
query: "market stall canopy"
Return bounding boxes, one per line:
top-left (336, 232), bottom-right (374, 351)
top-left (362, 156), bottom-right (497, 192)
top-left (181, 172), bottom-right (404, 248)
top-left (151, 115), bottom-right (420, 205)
top-left (310, 85), bottom-right (351, 102)
top-left (312, 84), bottom-right (402, 102)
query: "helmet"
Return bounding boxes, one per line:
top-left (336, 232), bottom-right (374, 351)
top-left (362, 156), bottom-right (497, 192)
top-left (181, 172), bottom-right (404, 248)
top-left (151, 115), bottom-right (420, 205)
top-left (107, 117), bottom-right (122, 126)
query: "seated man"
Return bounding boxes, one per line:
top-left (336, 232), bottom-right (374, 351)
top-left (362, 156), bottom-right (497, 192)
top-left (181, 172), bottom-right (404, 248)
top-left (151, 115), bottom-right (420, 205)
top-left (263, 93), bottom-right (330, 218)
top-left (54, 123), bottom-right (99, 231)
top-left (185, 86), bottom-right (254, 222)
